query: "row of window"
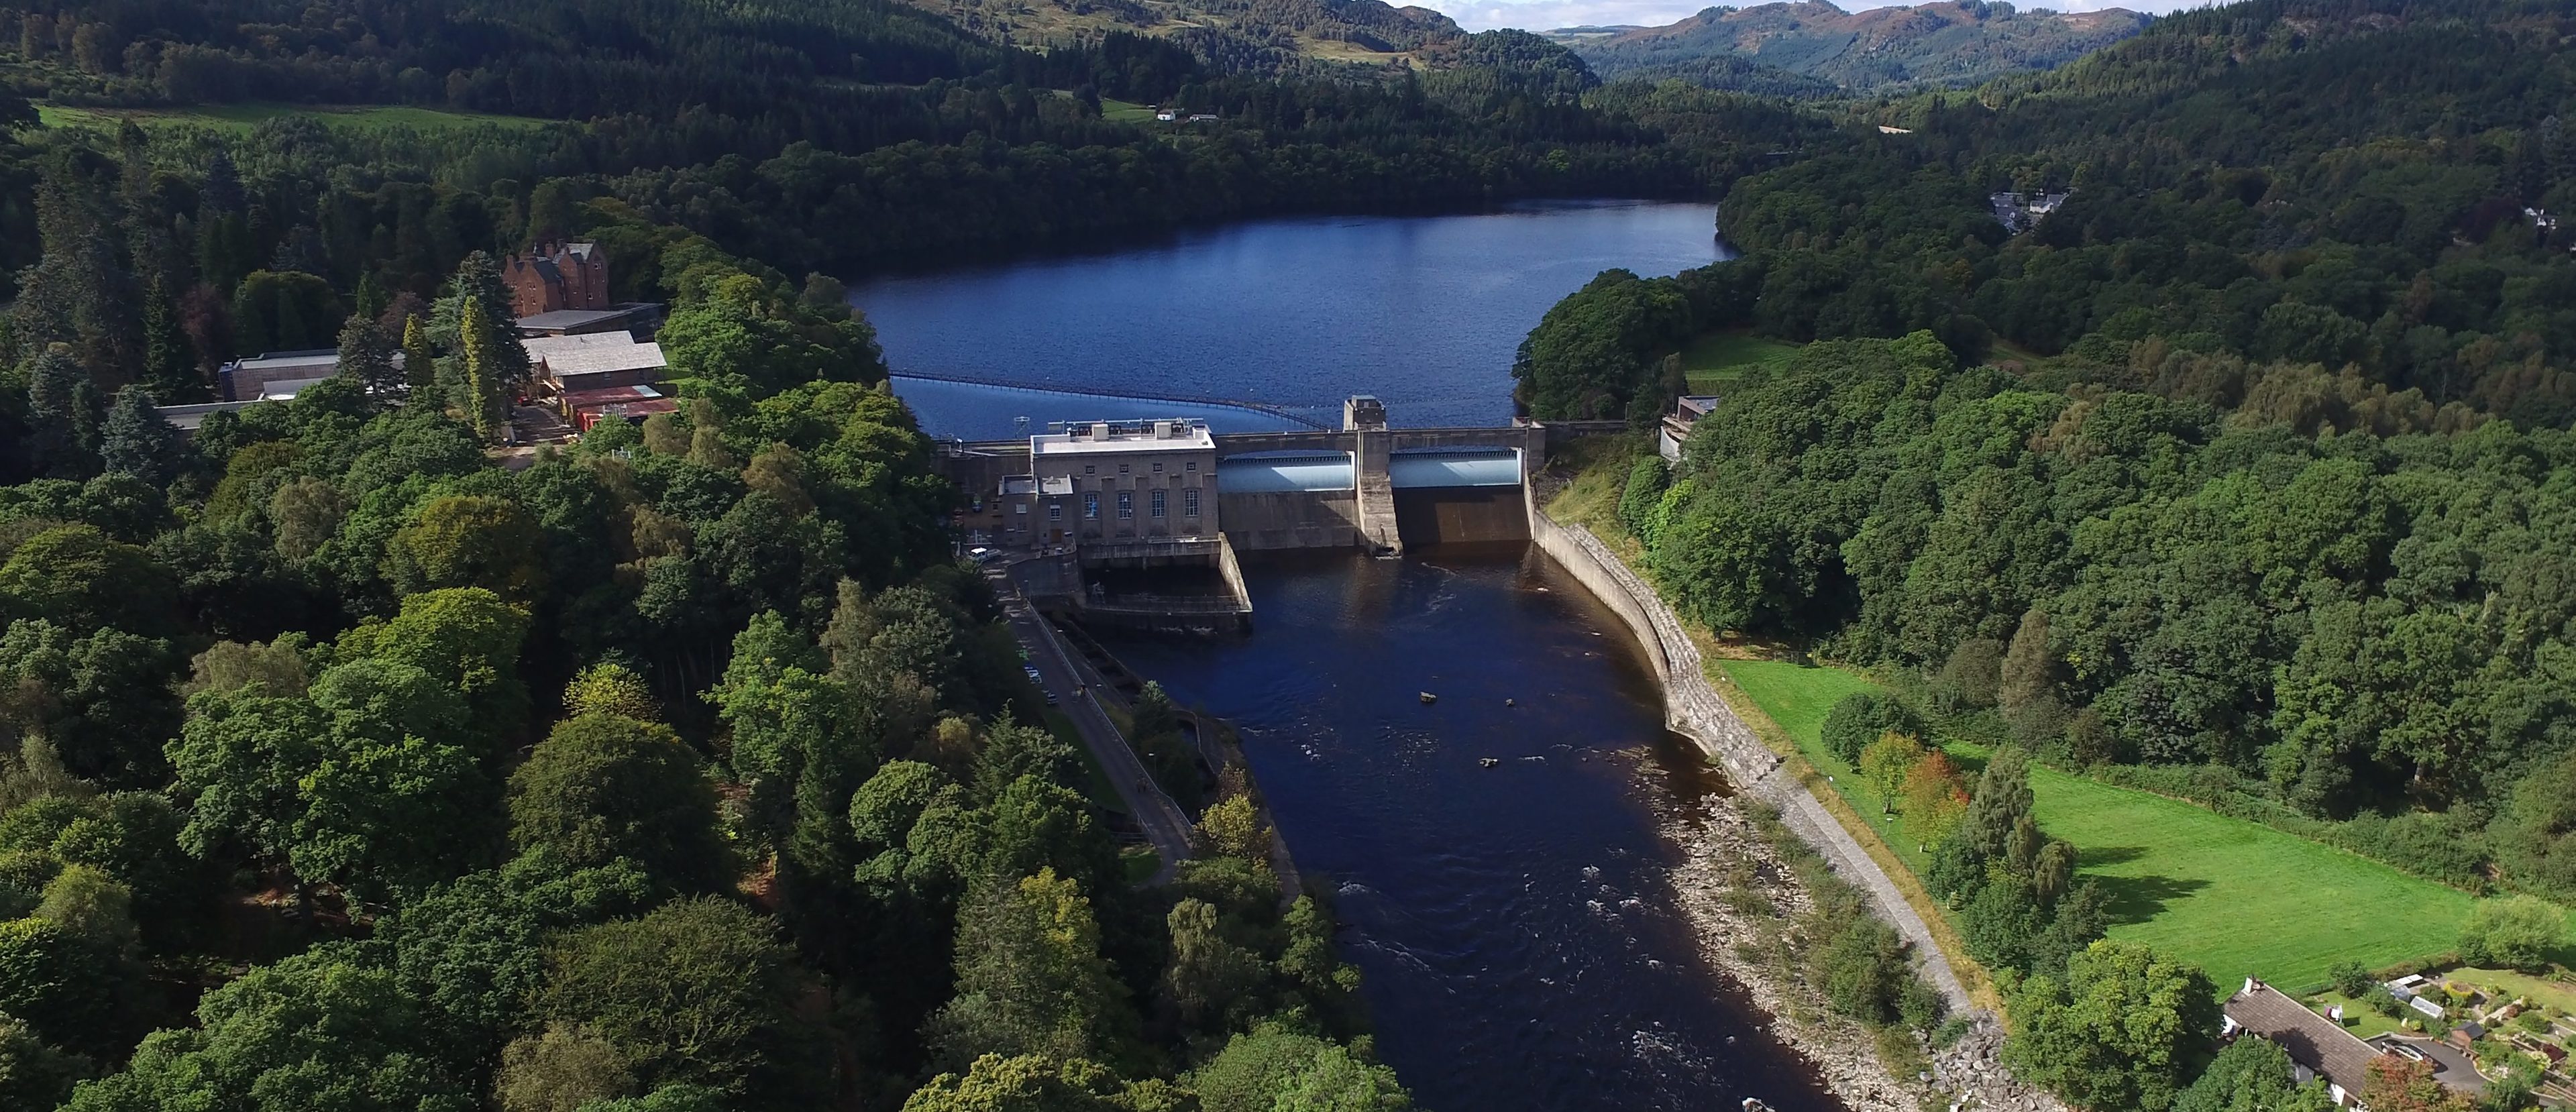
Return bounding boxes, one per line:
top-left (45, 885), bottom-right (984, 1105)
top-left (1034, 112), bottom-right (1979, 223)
top-left (1081, 460), bottom-right (1201, 476)
top-left (1043, 488), bottom-right (1201, 521)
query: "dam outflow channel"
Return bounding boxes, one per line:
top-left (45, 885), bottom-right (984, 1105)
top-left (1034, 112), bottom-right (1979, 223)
top-left (855, 199), bottom-right (1838, 1109)
top-left (1100, 548), bottom-right (1840, 1112)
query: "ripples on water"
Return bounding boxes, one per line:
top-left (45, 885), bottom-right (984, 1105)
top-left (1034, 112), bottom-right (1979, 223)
top-left (1103, 548), bottom-right (1844, 1112)
top-left (852, 200), bottom-right (1728, 437)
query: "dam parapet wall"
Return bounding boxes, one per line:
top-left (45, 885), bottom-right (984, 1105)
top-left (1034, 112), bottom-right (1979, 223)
top-left (1521, 477), bottom-right (1973, 1013)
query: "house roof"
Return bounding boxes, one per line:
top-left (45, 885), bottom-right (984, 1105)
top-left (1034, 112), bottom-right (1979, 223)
top-left (2226, 981), bottom-right (2382, 1095)
top-left (527, 335), bottom-right (667, 378)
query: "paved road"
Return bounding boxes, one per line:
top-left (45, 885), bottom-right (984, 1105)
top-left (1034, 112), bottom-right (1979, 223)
top-left (998, 586), bottom-right (1195, 883)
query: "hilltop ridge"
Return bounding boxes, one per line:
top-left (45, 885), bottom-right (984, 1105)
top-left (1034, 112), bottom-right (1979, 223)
top-left (1550, 0), bottom-right (2149, 93)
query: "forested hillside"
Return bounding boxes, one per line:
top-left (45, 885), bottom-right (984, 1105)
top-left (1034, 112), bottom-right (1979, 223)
top-left (1554, 1), bottom-right (2149, 94)
top-left (0, 0), bottom-right (1833, 285)
top-left (0, 0), bottom-right (1422, 1101)
top-left (1518, 0), bottom-right (2576, 942)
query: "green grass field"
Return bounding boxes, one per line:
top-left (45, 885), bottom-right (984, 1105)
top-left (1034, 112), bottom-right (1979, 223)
top-left (1717, 658), bottom-right (2479, 992)
top-left (1099, 98), bottom-right (1162, 125)
top-left (39, 101), bottom-right (554, 135)
top-left (1679, 330), bottom-right (1803, 394)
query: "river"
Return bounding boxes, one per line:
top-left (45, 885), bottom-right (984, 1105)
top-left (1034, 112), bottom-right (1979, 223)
top-left (853, 200), bottom-right (1729, 438)
top-left (1103, 549), bottom-right (1841, 1112)
top-left (853, 201), bottom-right (1833, 1111)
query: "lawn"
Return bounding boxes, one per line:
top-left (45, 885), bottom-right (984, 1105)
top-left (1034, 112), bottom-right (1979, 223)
top-left (1099, 98), bottom-right (1163, 125)
top-left (1716, 658), bottom-right (2479, 993)
top-left (1678, 330), bottom-right (1803, 394)
top-left (40, 101), bottom-right (554, 135)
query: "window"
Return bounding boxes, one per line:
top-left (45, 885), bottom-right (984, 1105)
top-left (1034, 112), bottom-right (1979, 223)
top-left (1046, 503), bottom-right (1061, 522)
top-left (1083, 464), bottom-right (1095, 475)
top-left (1116, 492), bottom-right (1133, 520)
top-left (1083, 492), bottom-right (1099, 519)
top-left (1152, 461), bottom-right (1163, 473)
top-left (1015, 502), bottom-right (1027, 514)
top-left (1119, 463), bottom-right (1130, 475)
top-left (1186, 461), bottom-right (1198, 472)
top-left (1183, 488), bottom-right (1200, 518)
top-left (1150, 489), bottom-right (1167, 518)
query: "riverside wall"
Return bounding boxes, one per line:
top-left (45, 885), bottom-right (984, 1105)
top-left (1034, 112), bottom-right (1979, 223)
top-left (1521, 481), bottom-right (1973, 1013)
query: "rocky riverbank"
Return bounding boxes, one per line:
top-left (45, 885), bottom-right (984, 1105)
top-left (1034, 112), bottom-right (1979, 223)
top-left (1666, 793), bottom-right (2069, 1112)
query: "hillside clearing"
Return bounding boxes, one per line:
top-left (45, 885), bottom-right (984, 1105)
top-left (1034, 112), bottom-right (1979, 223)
top-left (39, 101), bottom-right (555, 135)
top-left (1715, 657), bottom-right (2477, 992)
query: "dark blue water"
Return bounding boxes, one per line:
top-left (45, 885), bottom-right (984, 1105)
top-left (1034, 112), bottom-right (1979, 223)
top-left (853, 200), bottom-right (1727, 437)
top-left (1105, 549), bottom-right (1841, 1112)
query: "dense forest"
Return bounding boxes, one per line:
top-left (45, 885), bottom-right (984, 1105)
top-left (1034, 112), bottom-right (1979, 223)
top-left (1521, 0), bottom-right (2576, 427)
top-left (1515, 0), bottom-right (2576, 1007)
top-left (0, 5), bottom-right (1430, 1101)
top-left (1556, 0), bottom-right (2151, 95)
top-left (0, 0), bottom-right (1831, 283)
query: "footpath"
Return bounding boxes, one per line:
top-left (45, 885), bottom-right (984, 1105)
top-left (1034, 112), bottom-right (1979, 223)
top-left (1526, 504), bottom-right (1973, 1012)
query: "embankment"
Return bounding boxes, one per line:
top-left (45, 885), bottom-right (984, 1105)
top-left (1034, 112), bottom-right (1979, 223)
top-left (1519, 480), bottom-right (1971, 1010)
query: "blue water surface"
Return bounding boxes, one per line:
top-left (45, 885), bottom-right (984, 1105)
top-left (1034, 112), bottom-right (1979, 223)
top-left (856, 201), bottom-right (1727, 437)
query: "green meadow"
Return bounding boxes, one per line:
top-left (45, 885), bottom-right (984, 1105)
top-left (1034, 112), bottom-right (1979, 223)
top-left (1718, 658), bottom-right (2479, 991)
top-left (39, 101), bottom-right (554, 135)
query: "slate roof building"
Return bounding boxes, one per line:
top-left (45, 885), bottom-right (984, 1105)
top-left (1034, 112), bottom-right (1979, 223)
top-left (2222, 979), bottom-right (2382, 1107)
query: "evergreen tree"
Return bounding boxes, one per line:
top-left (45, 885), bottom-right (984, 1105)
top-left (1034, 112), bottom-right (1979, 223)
top-left (25, 345), bottom-right (103, 479)
top-left (401, 313), bottom-right (437, 404)
top-left (460, 296), bottom-right (506, 441)
top-left (99, 386), bottom-right (181, 487)
top-left (334, 313), bottom-right (399, 399)
top-left (140, 278), bottom-right (201, 402)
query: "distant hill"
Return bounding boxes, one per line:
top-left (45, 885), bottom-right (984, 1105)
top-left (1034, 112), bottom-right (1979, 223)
top-left (1549, 0), bottom-right (2150, 93)
top-left (890, 0), bottom-right (1468, 72)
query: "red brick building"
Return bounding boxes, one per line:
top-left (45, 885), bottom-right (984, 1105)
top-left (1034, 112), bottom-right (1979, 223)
top-left (502, 241), bottom-right (610, 319)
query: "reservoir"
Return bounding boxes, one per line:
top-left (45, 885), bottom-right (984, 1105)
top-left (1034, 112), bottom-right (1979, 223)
top-left (855, 200), bottom-right (1727, 437)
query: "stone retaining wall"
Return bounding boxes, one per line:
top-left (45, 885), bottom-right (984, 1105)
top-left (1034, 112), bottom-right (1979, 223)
top-left (1523, 484), bottom-right (1972, 1012)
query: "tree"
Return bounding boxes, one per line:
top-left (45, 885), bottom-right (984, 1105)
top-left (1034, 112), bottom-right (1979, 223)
top-left (1159, 897), bottom-right (1267, 1039)
top-left (385, 494), bottom-right (547, 604)
top-left (0, 524), bottom-right (173, 634)
top-left (168, 658), bottom-right (490, 902)
top-left (2176, 1036), bottom-right (2332, 1112)
top-left (1191, 1027), bottom-right (1411, 1112)
top-left (1813, 915), bottom-right (1911, 1027)
top-left (539, 897), bottom-right (829, 1105)
top-left (461, 295), bottom-right (507, 440)
top-left (494, 1023), bottom-right (639, 1112)
top-left (402, 314), bottom-right (437, 404)
top-left (2004, 940), bottom-right (2220, 1112)
top-left (382, 851), bottom-right (656, 1069)
top-left (926, 868), bottom-right (1138, 1072)
top-left (1197, 794), bottom-right (1272, 867)
top-left (61, 946), bottom-right (470, 1112)
top-left (508, 714), bottom-right (733, 894)
top-left (1858, 731), bottom-right (1927, 811)
top-left (98, 386), bottom-right (182, 487)
top-left (0, 915), bottom-right (142, 1059)
top-left (2361, 1054), bottom-right (2473, 1112)
top-left (140, 278), bottom-right (201, 401)
top-left (337, 313), bottom-right (400, 398)
top-left (333, 587), bottom-right (531, 750)
top-left (2457, 896), bottom-right (2565, 970)
top-left (564, 663), bottom-right (660, 722)
top-left (25, 344), bottom-right (103, 478)
top-left (229, 270), bottom-right (340, 355)
top-left (902, 1054), bottom-right (1159, 1112)
top-left (0, 1015), bottom-right (92, 1112)
top-left (1899, 750), bottom-right (1970, 846)
top-left (1821, 691), bottom-right (1917, 765)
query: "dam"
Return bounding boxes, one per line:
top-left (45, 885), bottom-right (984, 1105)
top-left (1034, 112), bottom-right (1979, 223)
top-left (938, 397), bottom-right (1621, 629)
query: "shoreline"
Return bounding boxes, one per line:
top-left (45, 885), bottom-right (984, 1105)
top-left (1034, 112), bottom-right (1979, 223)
top-left (1662, 791), bottom-right (2061, 1112)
